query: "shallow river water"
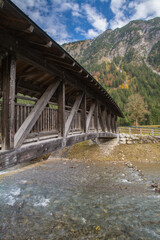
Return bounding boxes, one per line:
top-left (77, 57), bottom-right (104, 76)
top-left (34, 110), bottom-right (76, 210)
top-left (0, 157), bottom-right (160, 240)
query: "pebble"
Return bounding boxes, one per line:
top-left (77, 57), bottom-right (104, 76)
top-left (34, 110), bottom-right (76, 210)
top-left (151, 182), bottom-right (159, 188)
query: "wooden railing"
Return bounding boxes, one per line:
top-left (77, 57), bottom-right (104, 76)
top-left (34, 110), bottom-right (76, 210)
top-left (0, 94), bottom-right (115, 145)
top-left (15, 104), bottom-right (58, 138)
top-left (14, 102), bottom-right (97, 141)
top-left (118, 126), bottom-right (160, 136)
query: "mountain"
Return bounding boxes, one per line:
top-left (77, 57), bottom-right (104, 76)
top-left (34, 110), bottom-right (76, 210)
top-left (62, 17), bottom-right (160, 126)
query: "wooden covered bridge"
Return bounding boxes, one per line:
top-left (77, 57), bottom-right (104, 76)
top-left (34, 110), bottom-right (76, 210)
top-left (0, 0), bottom-right (124, 169)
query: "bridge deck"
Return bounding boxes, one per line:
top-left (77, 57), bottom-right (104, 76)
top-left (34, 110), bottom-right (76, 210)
top-left (0, 131), bottom-right (117, 170)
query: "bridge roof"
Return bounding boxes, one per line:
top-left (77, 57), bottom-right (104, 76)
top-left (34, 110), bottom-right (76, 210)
top-left (0, 0), bottom-right (124, 118)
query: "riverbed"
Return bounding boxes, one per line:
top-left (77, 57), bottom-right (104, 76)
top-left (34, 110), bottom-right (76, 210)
top-left (0, 157), bottom-right (160, 240)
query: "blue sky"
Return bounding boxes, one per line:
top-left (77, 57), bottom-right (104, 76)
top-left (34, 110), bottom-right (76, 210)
top-left (12, 0), bottom-right (160, 44)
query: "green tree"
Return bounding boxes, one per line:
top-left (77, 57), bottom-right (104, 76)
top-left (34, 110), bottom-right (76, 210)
top-left (125, 94), bottom-right (150, 126)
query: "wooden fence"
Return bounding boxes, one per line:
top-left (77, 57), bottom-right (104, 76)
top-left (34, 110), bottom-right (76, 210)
top-left (118, 126), bottom-right (160, 136)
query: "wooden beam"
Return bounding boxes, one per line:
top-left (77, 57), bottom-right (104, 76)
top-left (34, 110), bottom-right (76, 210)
top-left (14, 79), bottom-right (61, 148)
top-left (81, 94), bottom-right (86, 133)
top-left (94, 101), bottom-right (99, 132)
top-left (25, 25), bottom-right (34, 33)
top-left (1, 54), bottom-right (16, 150)
top-left (111, 114), bottom-right (115, 133)
top-left (0, 29), bottom-right (122, 117)
top-left (86, 102), bottom-right (96, 132)
top-left (114, 116), bottom-right (117, 133)
top-left (45, 55), bottom-right (79, 72)
top-left (98, 106), bottom-right (105, 132)
top-left (65, 93), bottom-right (84, 137)
top-left (102, 107), bottom-right (107, 131)
top-left (58, 81), bottom-right (65, 137)
top-left (106, 110), bottom-right (111, 132)
top-left (45, 41), bottom-right (53, 48)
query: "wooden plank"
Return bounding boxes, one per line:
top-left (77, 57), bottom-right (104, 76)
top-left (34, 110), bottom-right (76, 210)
top-left (65, 93), bottom-right (84, 137)
top-left (58, 81), bottom-right (65, 137)
top-left (81, 94), bottom-right (86, 133)
top-left (86, 102), bottom-right (96, 132)
top-left (1, 55), bottom-right (16, 150)
top-left (14, 79), bottom-right (61, 148)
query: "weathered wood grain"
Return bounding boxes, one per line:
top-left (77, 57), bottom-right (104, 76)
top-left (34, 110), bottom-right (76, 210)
top-left (1, 55), bottom-right (16, 150)
top-left (58, 81), bottom-right (65, 137)
top-left (14, 80), bottom-right (61, 148)
top-left (65, 93), bottom-right (84, 137)
top-left (86, 102), bottom-right (96, 132)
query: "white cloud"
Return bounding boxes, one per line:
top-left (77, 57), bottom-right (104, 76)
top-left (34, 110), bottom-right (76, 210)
top-left (110, 0), bottom-right (160, 29)
top-left (11, 0), bottom-right (75, 43)
top-left (75, 27), bottom-right (86, 34)
top-left (85, 29), bottom-right (100, 38)
top-left (82, 4), bottom-right (108, 33)
top-left (131, 0), bottom-right (160, 20)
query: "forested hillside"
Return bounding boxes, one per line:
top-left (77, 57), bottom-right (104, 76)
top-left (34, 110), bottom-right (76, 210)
top-left (62, 17), bottom-right (160, 126)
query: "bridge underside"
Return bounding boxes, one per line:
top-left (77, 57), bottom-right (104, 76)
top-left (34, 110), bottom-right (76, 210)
top-left (0, 132), bottom-right (116, 170)
top-left (0, 0), bottom-right (123, 170)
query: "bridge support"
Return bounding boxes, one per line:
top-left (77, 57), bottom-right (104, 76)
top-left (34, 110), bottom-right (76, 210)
top-left (0, 132), bottom-right (117, 170)
top-left (1, 54), bottom-right (16, 150)
top-left (58, 81), bottom-right (65, 137)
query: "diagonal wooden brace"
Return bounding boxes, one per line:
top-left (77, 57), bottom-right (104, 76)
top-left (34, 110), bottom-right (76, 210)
top-left (14, 79), bottom-right (61, 148)
top-left (65, 93), bottom-right (84, 137)
top-left (86, 102), bottom-right (96, 132)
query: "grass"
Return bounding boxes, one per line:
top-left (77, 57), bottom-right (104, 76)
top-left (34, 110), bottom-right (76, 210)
top-left (65, 140), bottom-right (160, 163)
top-left (109, 143), bottom-right (160, 162)
top-left (140, 125), bottom-right (160, 128)
top-left (65, 140), bottom-right (109, 161)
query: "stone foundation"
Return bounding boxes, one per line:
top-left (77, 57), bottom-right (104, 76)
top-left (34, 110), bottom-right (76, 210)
top-left (119, 133), bottom-right (160, 144)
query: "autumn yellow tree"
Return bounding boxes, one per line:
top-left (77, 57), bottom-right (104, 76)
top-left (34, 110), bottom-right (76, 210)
top-left (125, 94), bottom-right (150, 126)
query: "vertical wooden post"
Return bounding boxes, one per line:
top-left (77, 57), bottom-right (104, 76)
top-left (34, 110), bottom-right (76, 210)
top-left (58, 80), bottom-right (65, 137)
top-left (102, 107), bottom-right (107, 132)
top-left (1, 54), bottom-right (16, 150)
top-left (98, 105), bottom-right (105, 132)
top-left (86, 102), bottom-right (96, 132)
top-left (111, 114), bottom-right (114, 133)
top-left (94, 101), bottom-right (98, 132)
top-left (107, 110), bottom-right (111, 132)
top-left (113, 115), bottom-right (116, 133)
top-left (81, 93), bottom-right (86, 133)
top-left (114, 116), bottom-right (117, 133)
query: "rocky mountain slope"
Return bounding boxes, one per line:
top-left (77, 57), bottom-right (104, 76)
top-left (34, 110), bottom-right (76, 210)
top-left (62, 17), bottom-right (160, 125)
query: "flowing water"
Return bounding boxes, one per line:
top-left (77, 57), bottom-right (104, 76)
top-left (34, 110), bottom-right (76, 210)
top-left (0, 157), bottom-right (160, 240)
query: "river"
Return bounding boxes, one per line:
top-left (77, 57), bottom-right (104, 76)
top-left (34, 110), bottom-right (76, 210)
top-left (0, 157), bottom-right (160, 240)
